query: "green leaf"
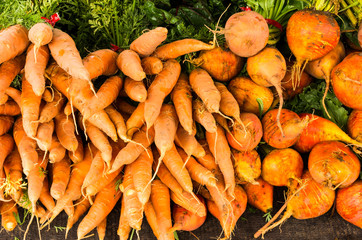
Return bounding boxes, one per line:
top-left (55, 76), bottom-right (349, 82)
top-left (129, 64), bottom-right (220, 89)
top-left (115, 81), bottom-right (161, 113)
top-left (174, 231), bottom-right (180, 240)
top-left (256, 98), bottom-right (264, 118)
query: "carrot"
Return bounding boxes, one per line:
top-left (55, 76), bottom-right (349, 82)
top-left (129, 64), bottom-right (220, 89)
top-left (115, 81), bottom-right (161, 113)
top-left (144, 201), bottom-right (160, 239)
top-left (81, 150), bottom-right (104, 193)
top-left (130, 27), bottom-right (168, 57)
top-left (25, 44), bottom-right (50, 96)
top-left (65, 196), bottom-right (91, 238)
top-left (109, 125), bottom-right (155, 173)
top-left (115, 98), bottom-right (137, 115)
top-left (196, 140), bottom-right (222, 178)
top-left (104, 105), bottom-right (128, 142)
top-left (190, 68), bottom-right (221, 113)
top-left (0, 116), bottom-right (14, 136)
top-left (83, 75), bottom-right (123, 119)
top-left (175, 125), bottom-right (205, 158)
top-left (64, 101), bottom-right (72, 116)
top-left (144, 59), bottom-right (181, 129)
top-left (117, 197), bottom-right (132, 240)
top-left (141, 56), bottom-right (163, 75)
top-left (97, 217), bottom-right (107, 240)
top-left (39, 176), bottom-right (55, 212)
top-left (68, 134), bottom-right (84, 163)
top-left (50, 156), bottom-right (71, 200)
top-left (124, 77), bottom-right (147, 102)
top-left (48, 28), bottom-right (90, 82)
top-left (0, 54), bottom-right (25, 102)
top-left (82, 49), bottom-right (118, 80)
top-left (17, 190), bottom-right (46, 218)
top-left (42, 89), bottom-right (53, 103)
top-left (48, 135), bottom-right (66, 163)
top-left (215, 82), bottom-right (243, 125)
top-left (55, 112), bottom-right (78, 152)
top-left (0, 24), bottom-right (29, 65)
top-left (117, 49), bottom-right (146, 81)
top-left (39, 90), bottom-right (66, 123)
top-left (131, 147), bottom-right (153, 205)
top-left (0, 134), bottom-right (14, 173)
top-left (120, 165), bottom-right (143, 230)
top-left (151, 180), bottom-right (174, 240)
top-left (21, 76), bottom-right (42, 138)
top-left (3, 149), bottom-right (23, 202)
top-left (0, 100), bottom-right (21, 116)
top-left (206, 125), bottom-right (235, 197)
top-left (0, 199), bottom-right (18, 231)
top-left (77, 175), bottom-right (122, 240)
top-left (28, 22), bottom-right (53, 47)
top-left (125, 102), bottom-right (145, 139)
top-left (35, 120), bottom-right (54, 152)
top-left (171, 73), bottom-right (193, 135)
top-left (193, 98), bottom-right (217, 133)
top-left (152, 39), bottom-right (214, 60)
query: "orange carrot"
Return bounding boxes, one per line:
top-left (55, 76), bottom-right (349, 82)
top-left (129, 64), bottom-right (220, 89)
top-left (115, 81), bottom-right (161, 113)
top-left (0, 100), bottom-right (21, 116)
top-left (55, 112), bottom-right (78, 152)
top-left (115, 98), bottom-right (137, 115)
top-left (97, 217), bottom-right (107, 240)
top-left (64, 101), bottom-right (72, 116)
top-left (144, 201), bottom-right (160, 239)
top-left (39, 90), bottom-right (66, 123)
top-left (0, 115), bottom-right (14, 136)
top-left (50, 156), bottom-right (71, 200)
top-left (175, 125), bottom-right (205, 158)
top-left (117, 49), bottom-right (146, 81)
top-left (81, 150), bottom-right (103, 193)
top-left (152, 39), bottom-right (214, 60)
top-left (39, 176), bottom-right (55, 212)
top-left (48, 135), bottom-right (66, 163)
top-left (77, 175), bottom-right (122, 240)
top-left (28, 22), bottom-right (53, 47)
top-left (82, 49), bottom-right (118, 80)
top-left (193, 98), bottom-right (217, 133)
top-left (105, 105), bottom-right (128, 141)
top-left (124, 77), bottom-right (147, 102)
top-left (215, 82), bottom-right (243, 124)
top-left (36, 120), bottom-right (54, 151)
top-left (0, 199), bottom-right (18, 231)
top-left (17, 190), bottom-right (46, 218)
top-left (5, 87), bottom-right (22, 107)
top-left (196, 140), bottom-right (222, 177)
top-left (171, 191), bottom-right (207, 218)
top-left (131, 147), bottom-right (153, 205)
top-left (42, 89), bottom-right (53, 103)
top-left (141, 56), bottom-right (163, 75)
top-left (0, 24), bottom-right (29, 65)
top-left (151, 180), bottom-right (174, 240)
top-left (68, 134), bottom-right (84, 163)
top-left (0, 134), bottom-right (14, 173)
top-left (0, 54), bottom-right (25, 102)
top-left (125, 102), bottom-right (145, 138)
top-left (130, 27), bottom-right (168, 57)
top-left (3, 149), bottom-right (23, 202)
top-left (25, 44), bottom-right (50, 96)
top-left (117, 197), bottom-right (132, 240)
top-left (48, 28), bottom-right (90, 81)
top-left (21, 76), bottom-right (42, 138)
top-left (144, 59), bottom-right (181, 129)
top-left (65, 196), bottom-right (91, 238)
top-left (171, 73), bottom-right (193, 135)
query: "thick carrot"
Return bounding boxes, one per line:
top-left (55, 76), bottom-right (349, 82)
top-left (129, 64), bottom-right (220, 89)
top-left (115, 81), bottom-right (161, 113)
top-left (39, 177), bottom-right (55, 212)
top-left (151, 180), bottom-right (174, 240)
top-left (152, 39), bottom-right (214, 60)
top-left (68, 134), bottom-right (84, 163)
top-left (0, 24), bottom-right (29, 65)
top-left (206, 125), bottom-right (235, 197)
top-left (35, 120), bottom-right (54, 151)
top-left (144, 201), bottom-right (160, 239)
top-left (130, 27), bottom-right (168, 57)
top-left (109, 125), bottom-right (155, 173)
top-left (48, 28), bottom-right (90, 81)
top-left (3, 149), bottom-right (23, 202)
top-left (141, 56), bottom-right (163, 75)
top-left (50, 156), bottom-right (71, 200)
top-left (124, 77), bottom-right (147, 102)
top-left (144, 59), bottom-right (181, 129)
top-left (77, 175), bottom-right (122, 240)
top-left (83, 75), bottom-right (123, 119)
top-left (171, 73), bottom-right (193, 135)
top-left (97, 217), bottom-right (107, 240)
top-left (117, 49), bottom-right (146, 81)
top-left (55, 112), bottom-right (78, 152)
top-left (65, 196), bottom-right (91, 238)
top-left (28, 22), bottom-right (53, 47)
top-left (49, 135), bottom-right (66, 163)
top-left (0, 54), bottom-right (25, 102)
top-left (0, 199), bottom-right (18, 231)
top-left (193, 98), bottom-right (217, 133)
top-left (0, 116), bottom-right (13, 136)
top-left (131, 147), bottom-right (153, 205)
top-left (0, 100), bottom-right (21, 116)
top-left (175, 125), bottom-right (205, 158)
top-left (39, 90), bottom-right (66, 123)
top-left (117, 197), bottom-right (132, 240)
top-left (83, 49), bottom-right (118, 80)
top-left (21, 76), bottom-right (42, 138)
top-left (25, 44), bottom-right (50, 96)
top-left (190, 68), bottom-right (221, 113)
top-left (126, 102), bottom-right (145, 138)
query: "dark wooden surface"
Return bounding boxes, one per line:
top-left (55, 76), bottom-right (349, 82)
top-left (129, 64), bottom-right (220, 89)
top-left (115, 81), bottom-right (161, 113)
top-left (2, 189), bottom-right (361, 240)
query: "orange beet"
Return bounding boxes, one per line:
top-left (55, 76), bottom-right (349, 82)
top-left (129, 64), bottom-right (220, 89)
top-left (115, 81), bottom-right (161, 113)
top-left (347, 110), bottom-right (362, 142)
top-left (233, 149), bottom-right (261, 185)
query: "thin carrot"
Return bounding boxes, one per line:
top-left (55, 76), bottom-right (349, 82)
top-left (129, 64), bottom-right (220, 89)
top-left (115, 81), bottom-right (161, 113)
top-left (141, 56), bottom-right (163, 75)
top-left (144, 59), bottom-right (181, 130)
top-left (0, 134), bottom-right (14, 173)
top-left (82, 49), bottom-right (119, 80)
top-left (25, 44), bottom-right (50, 96)
top-left (38, 90), bottom-right (66, 123)
top-left (124, 77), bottom-right (147, 102)
top-left (3, 149), bottom-right (23, 202)
top-left (193, 98), bottom-right (217, 133)
top-left (35, 120), bottom-right (54, 152)
top-left (171, 73), bottom-right (193, 135)
top-left (55, 112), bottom-right (78, 152)
top-left (4, 87), bottom-right (21, 107)
top-left (125, 102), bottom-right (145, 139)
top-left (68, 134), bottom-right (84, 163)
top-left (65, 196), bottom-right (91, 238)
top-left (50, 156), bottom-right (71, 200)
top-left (0, 24), bottom-right (29, 65)
top-left (0, 100), bottom-right (21, 116)
top-left (175, 125), bottom-right (205, 158)
top-left (49, 135), bottom-right (66, 163)
top-left (117, 197), bottom-right (132, 240)
top-left (117, 49), bottom-right (146, 81)
top-left (77, 175), bottom-right (122, 240)
top-left (0, 54), bottom-right (25, 102)
top-left (81, 150), bottom-right (103, 193)
top-left (104, 105), bottom-right (128, 142)
top-left (130, 27), bottom-right (168, 57)
top-left (196, 140), bottom-right (222, 178)
top-left (0, 199), bottom-right (18, 231)
top-left (152, 39), bottom-right (214, 60)
top-left (39, 176), bottom-right (55, 212)
top-left (0, 116), bottom-right (14, 136)
top-left (97, 217), bottom-right (107, 240)
top-left (144, 201), bottom-right (160, 239)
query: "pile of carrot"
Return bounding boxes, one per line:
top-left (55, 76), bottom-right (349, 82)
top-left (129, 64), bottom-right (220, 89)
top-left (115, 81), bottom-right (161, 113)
top-left (0, 6), bottom-right (361, 240)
